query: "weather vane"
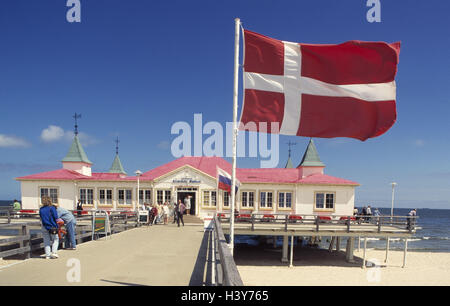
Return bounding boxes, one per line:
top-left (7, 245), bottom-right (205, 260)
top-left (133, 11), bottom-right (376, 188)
top-left (287, 140), bottom-right (297, 158)
top-left (115, 136), bottom-right (120, 155)
top-left (73, 113), bottom-right (82, 136)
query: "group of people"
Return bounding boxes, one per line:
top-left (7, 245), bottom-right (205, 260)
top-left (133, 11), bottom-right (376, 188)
top-left (353, 205), bottom-right (380, 222)
top-left (38, 196), bottom-right (77, 259)
top-left (141, 195), bottom-right (192, 228)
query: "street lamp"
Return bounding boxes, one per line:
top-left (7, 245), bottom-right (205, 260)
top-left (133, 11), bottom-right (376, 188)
top-left (135, 170), bottom-right (142, 212)
top-left (391, 182), bottom-right (397, 221)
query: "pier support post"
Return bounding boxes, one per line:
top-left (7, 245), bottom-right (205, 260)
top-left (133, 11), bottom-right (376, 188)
top-left (281, 236), bottom-right (288, 263)
top-left (402, 238), bottom-right (408, 268)
top-left (328, 236), bottom-right (336, 252)
top-left (336, 237), bottom-right (341, 252)
top-left (362, 237), bottom-right (367, 269)
top-left (385, 237), bottom-right (390, 263)
top-left (289, 235), bottom-right (294, 268)
top-left (273, 236), bottom-right (277, 249)
top-left (346, 237), bottom-right (355, 263)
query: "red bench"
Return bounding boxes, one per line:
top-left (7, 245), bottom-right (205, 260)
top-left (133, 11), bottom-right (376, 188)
top-left (339, 216), bottom-right (356, 221)
top-left (19, 209), bottom-right (37, 214)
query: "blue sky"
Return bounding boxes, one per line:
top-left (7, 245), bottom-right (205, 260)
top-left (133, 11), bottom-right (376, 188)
top-left (0, 0), bottom-right (449, 209)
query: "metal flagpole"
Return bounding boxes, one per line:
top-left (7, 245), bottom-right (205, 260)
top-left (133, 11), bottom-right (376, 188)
top-left (230, 17), bottom-right (241, 256)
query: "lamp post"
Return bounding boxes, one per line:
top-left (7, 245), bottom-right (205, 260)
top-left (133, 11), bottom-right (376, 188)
top-left (391, 182), bottom-right (397, 221)
top-left (135, 170), bottom-right (142, 213)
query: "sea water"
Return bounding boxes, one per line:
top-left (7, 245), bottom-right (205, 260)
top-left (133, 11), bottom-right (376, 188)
top-left (233, 207), bottom-right (450, 253)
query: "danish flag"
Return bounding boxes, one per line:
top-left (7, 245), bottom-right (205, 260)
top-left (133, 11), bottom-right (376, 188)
top-left (239, 29), bottom-right (400, 141)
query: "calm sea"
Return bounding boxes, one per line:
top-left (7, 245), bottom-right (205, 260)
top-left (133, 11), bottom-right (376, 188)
top-left (233, 207), bottom-right (450, 253)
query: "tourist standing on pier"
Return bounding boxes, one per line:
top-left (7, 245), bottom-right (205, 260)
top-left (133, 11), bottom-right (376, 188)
top-left (163, 202), bottom-right (170, 225)
top-left (184, 196), bottom-right (191, 215)
top-left (39, 196), bottom-right (59, 259)
top-left (177, 201), bottom-right (185, 227)
top-left (407, 209), bottom-right (417, 230)
top-left (366, 205), bottom-right (373, 222)
top-left (56, 205), bottom-right (77, 250)
top-left (76, 199), bottom-right (83, 217)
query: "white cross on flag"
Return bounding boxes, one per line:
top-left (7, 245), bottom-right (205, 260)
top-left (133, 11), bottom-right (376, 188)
top-left (239, 29), bottom-right (400, 141)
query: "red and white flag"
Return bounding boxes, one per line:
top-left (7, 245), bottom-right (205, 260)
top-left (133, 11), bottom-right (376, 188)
top-left (239, 29), bottom-right (400, 141)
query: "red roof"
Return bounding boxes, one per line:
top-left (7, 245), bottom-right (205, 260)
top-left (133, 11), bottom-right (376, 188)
top-left (142, 156), bottom-right (233, 180)
top-left (16, 156), bottom-right (359, 186)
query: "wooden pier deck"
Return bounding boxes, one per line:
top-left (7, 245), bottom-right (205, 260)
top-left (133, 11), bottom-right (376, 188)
top-left (0, 222), bottom-right (210, 286)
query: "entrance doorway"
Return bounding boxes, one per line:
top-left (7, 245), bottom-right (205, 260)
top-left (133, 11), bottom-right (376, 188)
top-left (177, 188), bottom-right (197, 215)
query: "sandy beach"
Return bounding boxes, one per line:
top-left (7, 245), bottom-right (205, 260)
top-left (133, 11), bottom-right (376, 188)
top-left (235, 246), bottom-right (450, 286)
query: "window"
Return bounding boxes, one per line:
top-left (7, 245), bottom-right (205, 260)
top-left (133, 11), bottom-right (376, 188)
top-left (223, 191), bottom-right (230, 207)
top-left (241, 191), bottom-right (255, 208)
top-left (118, 189), bottom-right (132, 205)
top-left (156, 190), bottom-right (171, 204)
top-left (79, 188), bottom-right (94, 205)
top-left (139, 189), bottom-right (152, 205)
top-left (99, 189), bottom-right (113, 205)
top-left (40, 188), bottom-right (58, 204)
top-left (203, 190), bottom-right (217, 207)
top-left (278, 192), bottom-right (293, 209)
top-left (260, 191), bottom-right (273, 208)
top-left (315, 192), bottom-right (335, 210)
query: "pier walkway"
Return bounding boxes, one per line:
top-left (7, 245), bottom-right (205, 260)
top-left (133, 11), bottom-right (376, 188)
top-left (0, 222), bottom-right (211, 286)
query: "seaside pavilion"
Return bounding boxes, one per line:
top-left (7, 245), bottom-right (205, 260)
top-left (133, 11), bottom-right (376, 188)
top-left (16, 134), bottom-right (359, 219)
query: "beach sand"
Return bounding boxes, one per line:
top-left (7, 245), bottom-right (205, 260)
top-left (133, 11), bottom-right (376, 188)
top-left (235, 245), bottom-right (450, 286)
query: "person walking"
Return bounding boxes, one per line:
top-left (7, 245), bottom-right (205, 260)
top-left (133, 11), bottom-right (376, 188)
top-left (177, 200), bottom-right (186, 227)
top-left (76, 199), bottom-right (83, 217)
top-left (172, 200), bottom-right (180, 224)
top-left (39, 196), bottom-right (59, 259)
top-left (56, 205), bottom-right (77, 250)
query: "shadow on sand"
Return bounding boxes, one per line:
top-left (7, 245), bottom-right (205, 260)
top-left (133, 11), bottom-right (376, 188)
top-left (233, 244), bottom-right (385, 268)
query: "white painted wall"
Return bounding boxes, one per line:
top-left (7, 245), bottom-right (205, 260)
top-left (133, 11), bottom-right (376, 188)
top-left (19, 166), bottom-right (356, 218)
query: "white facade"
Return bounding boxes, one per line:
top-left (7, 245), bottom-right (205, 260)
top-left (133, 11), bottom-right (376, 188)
top-left (19, 163), bottom-right (357, 219)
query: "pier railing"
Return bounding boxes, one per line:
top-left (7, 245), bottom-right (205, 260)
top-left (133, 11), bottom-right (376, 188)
top-left (0, 209), bottom-right (140, 259)
top-left (212, 216), bottom-right (244, 286)
top-left (217, 212), bottom-right (418, 234)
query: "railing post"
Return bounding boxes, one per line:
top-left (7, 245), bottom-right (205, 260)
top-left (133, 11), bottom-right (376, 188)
top-left (284, 215), bottom-right (288, 232)
top-left (347, 216), bottom-right (351, 233)
top-left (315, 216), bottom-right (319, 232)
top-left (378, 217), bottom-right (382, 233)
top-left (251, 215), bottom-right (254, 231)
top-left (7, 210), bottom-right (11, 224)
top-left (21, 224), bottom-right (30, 259)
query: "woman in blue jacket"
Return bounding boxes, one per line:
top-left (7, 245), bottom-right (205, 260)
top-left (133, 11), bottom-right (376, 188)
top-left (39, 196), bottom-right (59, 259)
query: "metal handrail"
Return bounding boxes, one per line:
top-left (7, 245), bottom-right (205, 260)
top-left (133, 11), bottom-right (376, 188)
top-left (213, 216), bottom-right (244, 286)
top-left (216, 212), bottom-right (418, 233)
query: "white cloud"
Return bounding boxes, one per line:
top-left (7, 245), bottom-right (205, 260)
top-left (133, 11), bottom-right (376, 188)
top-left (40, 125), bottom-right (98, 147)
top-left (0, 134), bottom-right (30, 148)
top-left (41, 125), bottom-right (65, 142)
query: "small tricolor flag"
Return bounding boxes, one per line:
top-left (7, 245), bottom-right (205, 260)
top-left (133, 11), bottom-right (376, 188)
top-left (217, 167), bottom-right (241, 194)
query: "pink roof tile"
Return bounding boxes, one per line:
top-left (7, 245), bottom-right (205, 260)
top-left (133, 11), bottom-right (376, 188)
top-left (16, 169), bottom-right (88, 180)
top-left (16, 156), bottom-right (359, 186)
top-left (298, 173), bottom-right (359, 185)
top-left (142, 156), bottom-right (233, 180)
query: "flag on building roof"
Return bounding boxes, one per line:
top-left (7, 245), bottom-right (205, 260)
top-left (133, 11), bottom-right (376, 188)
top-left (239, 29), bottom-right (400, 141)
top-left (217, 167), bottom-right (241, 193)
